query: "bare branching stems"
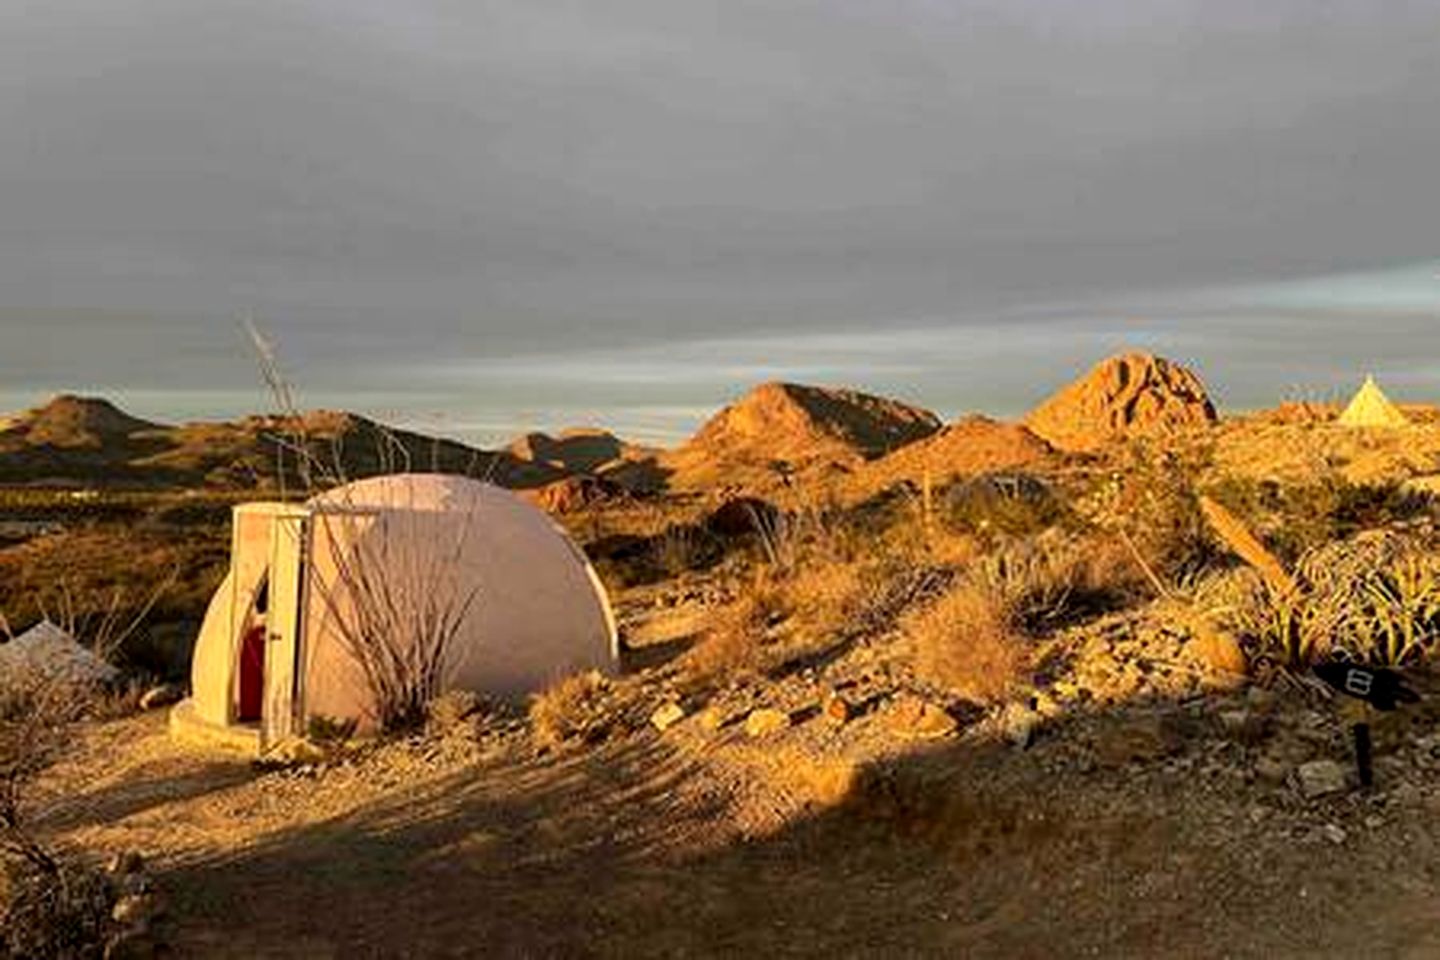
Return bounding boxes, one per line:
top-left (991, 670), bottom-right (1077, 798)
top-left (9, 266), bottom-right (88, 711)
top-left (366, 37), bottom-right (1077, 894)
top-left (312, 503), bottom-right (480, 731)
top-left (244, 319), bottom-right (481, 732)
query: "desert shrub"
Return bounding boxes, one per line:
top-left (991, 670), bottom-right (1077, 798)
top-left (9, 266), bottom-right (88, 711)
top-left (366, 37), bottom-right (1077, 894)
top-left (307, 713), bottom-right (360, 748)
top-left (782, 559), bottom-right (866, 638)
top-left (651, 522), bottom-right (720, 579)
top-left (908, 581), bottom-right (1030, 704)
top-left (529, 671), bottom-right (613, 750)
top-left (1205, 475), bottom-right (1434, 562)
top-left (1093, 438), bottom-right (1218, 583)
top-left (0, 665), bottom-right (118, 960)
top-left (683, 579), bottom-right (779, 682)
top-left (1, 859), bottom-right (113, 960)
top-left (968, 536), bottom-right (1129, 633)
top-left (943, 474), bottom-right (1069, 540)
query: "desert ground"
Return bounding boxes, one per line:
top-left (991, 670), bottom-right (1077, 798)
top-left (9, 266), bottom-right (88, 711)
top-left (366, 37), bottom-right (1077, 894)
top-left (7, 351), bottom-right (1440, 958)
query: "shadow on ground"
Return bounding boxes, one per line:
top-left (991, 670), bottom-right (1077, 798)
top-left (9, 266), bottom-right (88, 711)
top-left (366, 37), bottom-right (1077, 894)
top-left (149, 686), bottom-right (1440, 960)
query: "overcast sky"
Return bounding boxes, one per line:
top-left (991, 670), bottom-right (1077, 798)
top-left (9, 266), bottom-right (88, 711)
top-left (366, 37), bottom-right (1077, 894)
top-left (2, 1), bottom-right (1438, 443)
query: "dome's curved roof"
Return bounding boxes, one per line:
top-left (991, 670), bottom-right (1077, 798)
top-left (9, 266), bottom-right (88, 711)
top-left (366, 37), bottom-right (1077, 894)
top-left (308, 473), bottom-right (503, 513)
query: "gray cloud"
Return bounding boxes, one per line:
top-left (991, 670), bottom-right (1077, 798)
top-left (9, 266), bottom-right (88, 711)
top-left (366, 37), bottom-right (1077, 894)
top-left (1, 1), bottom-right (1438, 439)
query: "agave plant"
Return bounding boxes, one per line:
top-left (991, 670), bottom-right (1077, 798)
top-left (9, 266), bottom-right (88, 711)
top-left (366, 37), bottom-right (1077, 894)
top-left (1347, 551), bottom-right (1440, 666)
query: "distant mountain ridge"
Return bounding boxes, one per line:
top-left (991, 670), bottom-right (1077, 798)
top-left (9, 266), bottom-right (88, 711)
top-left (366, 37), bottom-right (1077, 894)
top-left (0, 397), bottom-right (566, 491)
top-left (0, 353), bottom-right (1231, 496)
top-left (659, 381), bottom-right (942, 492)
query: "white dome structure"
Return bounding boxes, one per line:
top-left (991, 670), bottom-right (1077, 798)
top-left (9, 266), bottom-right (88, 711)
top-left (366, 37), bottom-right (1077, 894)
top-left (171, 474), bottom-right (617, 752)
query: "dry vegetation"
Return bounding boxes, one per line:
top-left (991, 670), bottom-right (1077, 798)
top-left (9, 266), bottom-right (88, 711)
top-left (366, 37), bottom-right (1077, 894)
top-left (14, 360), bottom-right (1440, 955)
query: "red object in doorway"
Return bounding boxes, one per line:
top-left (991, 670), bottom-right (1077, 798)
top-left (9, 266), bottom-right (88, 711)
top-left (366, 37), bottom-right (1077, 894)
top-left (238, 624), bottom-right (265, 721)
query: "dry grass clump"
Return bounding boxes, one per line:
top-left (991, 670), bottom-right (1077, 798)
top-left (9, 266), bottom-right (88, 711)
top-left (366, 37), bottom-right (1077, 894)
top-left (1, 858), bottom-right (113, 959)
top-left (908, 581), bottom-right (1030, 704)
top-left (529, 671), bottom-right (614, 750)
top-left (0, 666), bottom-right (116, 958)
top-left (683, 579), bottom-right (778, 682)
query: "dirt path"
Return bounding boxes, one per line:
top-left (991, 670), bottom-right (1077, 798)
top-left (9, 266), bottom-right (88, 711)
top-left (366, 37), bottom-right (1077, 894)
top-left (34, 705), bottom-right (1440, 958)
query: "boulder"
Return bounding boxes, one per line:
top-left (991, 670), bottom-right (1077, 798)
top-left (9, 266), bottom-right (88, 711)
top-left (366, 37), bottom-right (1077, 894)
top-left (744, 708), bottom-right (792, 738)
top-left (1296, 759), bottom-right (1350, 798)
top-left (138, 684), bottom-right (184, 711)
top-left (521, 475), bottom-right (625, 514)
top-left (650, 702), bottom-right (686, 732)
top-left (1025, 352), bottom-right (1218, 453)
top-left (705, 497), bottom-right (781, 539)
top-left (886, 696), bottom-right (958, 740)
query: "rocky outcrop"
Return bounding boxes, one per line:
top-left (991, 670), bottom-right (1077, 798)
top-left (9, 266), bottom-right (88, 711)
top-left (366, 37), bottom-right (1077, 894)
top-left (684, 382), bottom-right (939, 465)
top-left (859, 415), bottom-right (1054, 495)
top-left (1025, 352), bottom-right (1217, 453)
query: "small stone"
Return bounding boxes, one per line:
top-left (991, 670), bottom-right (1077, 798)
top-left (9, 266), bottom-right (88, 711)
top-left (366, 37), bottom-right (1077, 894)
top-left (650, 702), bottom-right (686, 732)
top-left (1321, 823), bottom-right (1348, 845)
top-left (138, 684), bottom-right (184, 711)
top-left (887, 696), bottom-right (958, 740)
top-left (1364, 815), bottom-right (1386, 830)
top-left (1000, 703), bottom-right (1041, 748)
top-left (1245, 686), bottom-right (1276, 710)
top-left (112, 893), bottom-right (162, 927)
top-left (744, 708), bottom-right (791, 738)
top-left (273, 738), bottom-right (326, 765)
top-left (1219, 709), bottom-right (1248, 732)
top-left (106, 850), bottom-right (145, 876)
top-left (104, 929), bottom-right (160, 960)
top-left (118, 872), bottom-right (152, 897)
top-left (697, 706), bottom-right (726, 732)
top-left (823, 695), bottom-right (851, 725)
top-left (1032, 692), bottom-right (1064, 719)
top-left (1254, 756), bottom-right (1289, 785)
top-left (1296, 759), bottom-right (1350, 799)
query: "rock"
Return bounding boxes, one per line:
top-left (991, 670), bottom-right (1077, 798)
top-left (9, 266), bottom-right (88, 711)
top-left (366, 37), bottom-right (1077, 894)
top-left (705, 497), bottom-right (783, 539)
top-left (650, 702), bottom-right (686, 732)
top-left (1321, 823), bottom-right (1348, 845)
top-left (1245, 686), bottom-right (1277, 710)
top-left (1093, 714), bottom-right (1185, 767)
top-left (1218, 709), bottom-right (1268, 745)
top-left (887, 696), bottom-right (958, 740)
top-left (271, 737), bottom-right (326, 765)
top-left (1296, 759), bottom-right (1350, 799)
top-left (744, 708), bottom-right (791, 738)
top-left (822, 694), bottom-right (851, 725)
top-left (1024, 351), bottom-right (1218, 453)
top-left (138, 684), bottom-right (184, 711)
top-left (112, 893), bottom-right (163, 927)
top-left (522, 474), bottom-right (624, 514)
top-left (697, 706), bottom-right (728, 732)
top-left (106, 850), bottom-right (146, 876)
top-left (1254, 756), bottom-right (1289, 785)
top-left (1000, 703), bottom-right (1041, 748)
top-left (1186, 628), bottom-right (1248, 687)
top-left (104, 929), bottom-right (161, 960)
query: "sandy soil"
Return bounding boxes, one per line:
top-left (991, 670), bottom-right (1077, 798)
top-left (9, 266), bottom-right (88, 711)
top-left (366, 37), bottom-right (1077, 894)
top-left (35, 674), bottom-right (1440, 960)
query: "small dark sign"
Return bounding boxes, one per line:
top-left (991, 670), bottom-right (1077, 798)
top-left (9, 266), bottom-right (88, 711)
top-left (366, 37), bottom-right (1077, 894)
top-left (1313, 662), bottom-right (1420, 712)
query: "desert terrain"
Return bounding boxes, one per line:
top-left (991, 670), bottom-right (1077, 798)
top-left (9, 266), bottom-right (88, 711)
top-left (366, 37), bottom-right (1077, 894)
top-left (7, 351), bottom-right (1440, 958)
